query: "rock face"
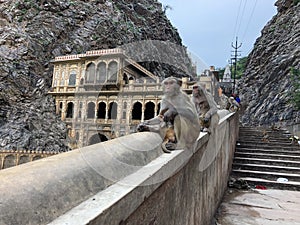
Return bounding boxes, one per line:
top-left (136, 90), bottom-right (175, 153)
top-left (238, 0), bottom-right (300, 126)
top-left (0, 0), bottom-right (189, 151)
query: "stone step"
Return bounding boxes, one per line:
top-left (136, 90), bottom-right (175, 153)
top-left (233, 157), bottom-right (300, 167)
top-left (239, 140), bottom-right (292, 144)
top-left (236, 144), bottom-right (299, 151)
top-left (238, 133), bottom-right (291, 139)
top-left (231, 177), bottom-right (300, 191)
top-left (238, 136), bottom-right (292, 140)
top-left (231, 169), bottom-right (300, 182)
top-left (236, 143), bottom-right (300, 150)
top-left (235, 147), bottom-right (300, 156)
top-left (239, 129), bottom-right (290, 133)
top-left (232, 163), bottom-right (300, 174)
top-left (234, 152), bottom-right (300, 161)
top-left (238, 137), bottom-right (292, 141)
top-left (239, 131), bottom-right (291, 135)
top-left (237, 140), bottom-right (296, 147)
top-left (231, 126), bottom-right (300, 191)
top-left (239, 127), bottom-right (290, 131)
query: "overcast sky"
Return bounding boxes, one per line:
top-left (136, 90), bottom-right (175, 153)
top-left (159, 0), bottom-right (277, 72)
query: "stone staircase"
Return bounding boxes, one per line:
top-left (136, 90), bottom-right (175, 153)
top-left (231, 126), bottom-right (300, 191)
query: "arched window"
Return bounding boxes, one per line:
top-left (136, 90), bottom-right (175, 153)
top-left (68, 71), bottom-right (76, 86)
top-left (144, 102), bottom-right (155, 120)
top-left (107, 61), bottom-right (118, 83)
top-left (123, 74), bottom-right (129, 84)
top-left (96, 62), bottom-right (106, 83)
top-left (86, 63), bottom-right (96, 83)
top-left (19, 155), bottom-right (30, 165)
top-left (3, 155), bottom-right (15, 169)
top-left (80, 77), bottom-right (84, 85)
top-left (97, 102), bottom-right (106, 119)
top-left (88, 133), bottom-right (108, 145)
top-left (132, 102), bottom-right (142, 120)
top-left (108, 102), bottom-right (118, 119)
top-left (87, 102), bottom-right (95, 119)
top-left (66, 102), bottom-right (74, 118)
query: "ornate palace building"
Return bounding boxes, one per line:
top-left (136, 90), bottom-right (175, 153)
top-left (49, 48), bottom-right (216, 149)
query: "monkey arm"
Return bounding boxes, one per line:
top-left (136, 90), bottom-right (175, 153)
top-left (160, 99), bottom-right (178, 123)
top-left (204, 92), bottom-right (218, 119)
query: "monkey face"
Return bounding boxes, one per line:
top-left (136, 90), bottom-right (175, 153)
top-left (192, 85), bottom-right (199, 96)
top-left (162, 78), bottom-right (180, 96)
top-left (168, 135), bottom-right (176, 142)
top-left (192, 85), bottom-right (205, 97)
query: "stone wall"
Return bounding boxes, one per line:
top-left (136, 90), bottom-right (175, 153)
top-left (0, 113), bottom-right (239, 225)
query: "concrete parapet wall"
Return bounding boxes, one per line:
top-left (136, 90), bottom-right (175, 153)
top-left (0, 113), bottom-right (239, 225)
top-left (0, 132), bottom-right (163, 225)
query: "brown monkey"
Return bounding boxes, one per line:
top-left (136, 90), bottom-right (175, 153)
top-left (161, 123), bottom-right (177, 153)
top-left (137, 77), bottom-right (200, 152)
top-left (192, 84), bottom-right (219, 133)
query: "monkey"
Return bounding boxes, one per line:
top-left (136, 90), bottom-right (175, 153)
top-left (137, 77), bottom-right (200, 152)
top-left (192, 84), bottom-right (219, 133)
top-left (161, 123), bottom-right (177, 153)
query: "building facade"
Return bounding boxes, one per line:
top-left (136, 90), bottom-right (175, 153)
top-left (49, 48), bottom-right (218, 149)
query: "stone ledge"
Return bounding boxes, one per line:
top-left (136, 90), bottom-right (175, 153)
top-left (0, 132), bottom-right (163, 225)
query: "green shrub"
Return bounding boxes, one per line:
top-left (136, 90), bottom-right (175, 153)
top-left (290, 67), bottom-right (300, 109)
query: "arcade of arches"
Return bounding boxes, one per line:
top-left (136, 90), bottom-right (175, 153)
top-left (59, 98), bottom-right (162, 148)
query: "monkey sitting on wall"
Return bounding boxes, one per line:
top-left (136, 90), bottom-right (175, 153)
top-left (137, 77), bottom-right (200, 152)
top-left (192, 84), bottom-right (219, 133)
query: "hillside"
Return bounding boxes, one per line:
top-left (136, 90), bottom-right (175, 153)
top-left (238, 0), bottom-right (300, 126)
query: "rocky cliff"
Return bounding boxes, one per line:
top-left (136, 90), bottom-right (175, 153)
top-left (238, 0), bottom-right (300, 126)
top-left (0, 0), bottom-right (189, 151)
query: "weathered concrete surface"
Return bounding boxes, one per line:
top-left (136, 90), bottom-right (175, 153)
top-left (215, 189), bottom-right (300, 225)
top-left (0, 132), bottom-right (162, 225)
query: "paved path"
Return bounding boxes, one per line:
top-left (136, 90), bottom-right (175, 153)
top-left (215, 188), bottom-right (300, 225)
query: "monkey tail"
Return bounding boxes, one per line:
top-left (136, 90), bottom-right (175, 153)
top-left (161, 141), bottom-right (171, 153)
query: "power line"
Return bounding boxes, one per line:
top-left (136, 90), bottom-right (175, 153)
top-left (236, 0), bottom-right (248, 38)
top-left (241, 0), bottom-right (258, 42)
top-left (232, 0), bottom-right (243, 42)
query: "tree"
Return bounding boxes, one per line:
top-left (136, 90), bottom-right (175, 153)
top-left (234, 56), bottom-right (247, 79)
top-left (217, 56), bottom-right (247, 80)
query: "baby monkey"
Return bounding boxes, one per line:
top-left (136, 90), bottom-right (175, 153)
top-left (161, 122), bottom-right (177, 153)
